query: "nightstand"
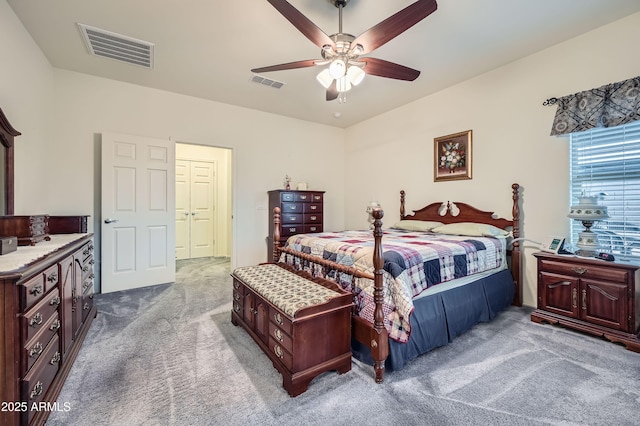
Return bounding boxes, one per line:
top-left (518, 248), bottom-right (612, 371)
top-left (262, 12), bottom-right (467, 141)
top-left (531, 252), bottom-right (640, 352)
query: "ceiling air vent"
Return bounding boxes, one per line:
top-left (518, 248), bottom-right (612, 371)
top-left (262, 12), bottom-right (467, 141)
top-left (78, 23), bottom-right (154, 69)
top-left (251, 74), bottom-right (285, 89)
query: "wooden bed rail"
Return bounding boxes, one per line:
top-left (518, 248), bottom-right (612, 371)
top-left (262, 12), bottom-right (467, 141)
top-left (273, 206), bottom-right (390, 383)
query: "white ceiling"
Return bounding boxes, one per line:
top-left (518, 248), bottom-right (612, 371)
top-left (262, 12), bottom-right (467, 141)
top-left (8, 0), bottom-right (640, 128)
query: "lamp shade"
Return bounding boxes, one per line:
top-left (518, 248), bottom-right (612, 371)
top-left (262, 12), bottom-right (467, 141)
top-left (347, 66), bottom-right (365, 86)
top-left (568, 196), bottom-right (609, 221)
top-left (329, 59), bottom-right (346, 79)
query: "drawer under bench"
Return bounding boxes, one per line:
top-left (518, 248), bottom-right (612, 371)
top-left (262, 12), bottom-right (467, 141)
top-left (231, 263), bottom-right (353, 396)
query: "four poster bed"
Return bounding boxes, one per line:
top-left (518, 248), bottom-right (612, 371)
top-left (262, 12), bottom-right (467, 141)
top-left (272, 183), bottom-right (522, 383)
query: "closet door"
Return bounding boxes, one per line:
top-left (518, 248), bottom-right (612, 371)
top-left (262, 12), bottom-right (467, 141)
top-left (176, 160), bottom-right (216, 259)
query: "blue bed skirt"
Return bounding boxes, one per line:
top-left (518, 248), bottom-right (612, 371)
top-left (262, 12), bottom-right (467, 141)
top-left (351, 269), bottom-right (515, 371)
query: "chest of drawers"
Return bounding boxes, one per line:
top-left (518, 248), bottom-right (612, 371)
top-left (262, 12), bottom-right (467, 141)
top-left (267, 190), bottom-right (324, 261)
top-left (0, 234), bottom-right (96, 426)
top-left (231, 263), bottom-right (352, 396)
top-left (531, 252), bottom-right (640, 352)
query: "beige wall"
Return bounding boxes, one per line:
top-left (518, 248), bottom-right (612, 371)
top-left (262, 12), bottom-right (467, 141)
top-left (344, 12), bottom-right (640, 307)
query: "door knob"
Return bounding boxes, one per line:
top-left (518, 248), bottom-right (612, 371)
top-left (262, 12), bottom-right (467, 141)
top-left (104, 218), bottom-right (119, 224)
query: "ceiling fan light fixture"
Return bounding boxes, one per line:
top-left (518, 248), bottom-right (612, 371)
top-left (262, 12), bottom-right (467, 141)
top-left (329, 59), bottom-right (346, 79)
top-left (316, 69), bottom-right (333, 89)
top-left (347, 65), bottom-right (365, 86)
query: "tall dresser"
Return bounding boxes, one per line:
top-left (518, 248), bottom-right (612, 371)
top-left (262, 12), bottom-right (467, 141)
top-left (0, 233), bottom-right (96, 426)
top-left (267, 190), bottom-right (324, 261)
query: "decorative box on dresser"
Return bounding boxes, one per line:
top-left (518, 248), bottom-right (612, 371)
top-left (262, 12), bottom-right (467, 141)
top-left (267, 190), bottom-right (324, 261)
top-left (531, 252), bottom-right (640, 352)
top-left (0, 233), bottom-right (96, 426)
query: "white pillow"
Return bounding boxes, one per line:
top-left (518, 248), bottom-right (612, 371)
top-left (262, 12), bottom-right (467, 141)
top-left (431, 222), bottom-right (509, 237)
top-left (391, 220), bottom-right (444, 232)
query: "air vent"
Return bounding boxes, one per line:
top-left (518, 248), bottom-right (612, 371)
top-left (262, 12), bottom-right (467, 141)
top-left (78, 23), bottom-right (154, 69)
top-left (251, 74), bottom-right (285, 89)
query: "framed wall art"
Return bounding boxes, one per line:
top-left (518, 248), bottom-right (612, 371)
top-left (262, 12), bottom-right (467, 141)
top-left (434, 130), bottom-right (472, 182)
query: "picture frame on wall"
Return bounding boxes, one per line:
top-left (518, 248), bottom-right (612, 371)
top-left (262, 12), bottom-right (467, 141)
top-left (434, 130), bottom-right (472, 182)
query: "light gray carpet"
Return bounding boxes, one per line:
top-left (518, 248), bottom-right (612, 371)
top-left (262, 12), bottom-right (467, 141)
top-left (47, 258), bottom-right (640, 426)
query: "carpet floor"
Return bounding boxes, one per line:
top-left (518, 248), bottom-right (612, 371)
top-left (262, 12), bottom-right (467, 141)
top-left (46, 258), bottom-right (640, 426)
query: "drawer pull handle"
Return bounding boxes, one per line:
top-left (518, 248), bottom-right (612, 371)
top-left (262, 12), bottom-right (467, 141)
top-left (30, 382), bottom-right (43, 399)
top-left (273, 344), bottom-right (284, 359)
top-left (572, 267), bottom-right (587, 275)
top-left (50, 296), bottom-right (61, 306)
top-left (50, 352), bottom-right (61, 365)
top-left (30, 313), bottom-right (43, 327)
top-left (233, 281), bottom-right (240, 289)
top-left (83, 302), bottom-right (90, 310)
top-left (274, 328), bottom-right (283, 342)
top-left (572, 288), bottom-right (577, 309)
top-left (310, 216), bottom-right (317, 220)
top-left (83, 265), bottom-right (89, 272)
top-left (274, 312), bottom-right (283, 325)
top-left (50, 319), bottom-right (61, 332)
top-left (233, 293), bottom-right (240, 301)
top-left (30, 285), bottom-right (43, 296)
top-left (29, 342), bottom-right (44, 358)
top-left (290, 205), bottom-right (297, 210)
top-left (582, 289), bottom-right (587, 310)
top-left (47, 273), bottom-right (58, 282)
top-left (233, 303), bottom-right (241, 313)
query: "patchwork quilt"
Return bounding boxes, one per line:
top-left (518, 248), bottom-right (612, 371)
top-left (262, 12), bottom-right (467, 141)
top-left (281, 229), bottom-right (506, 343)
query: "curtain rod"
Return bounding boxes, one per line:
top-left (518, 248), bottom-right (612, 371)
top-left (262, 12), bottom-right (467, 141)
top-left (542, 97), bottom-right (558, 106)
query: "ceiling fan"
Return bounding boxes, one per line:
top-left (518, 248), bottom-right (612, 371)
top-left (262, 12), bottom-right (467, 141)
top-left (251, 0), bottom-right (438, 102)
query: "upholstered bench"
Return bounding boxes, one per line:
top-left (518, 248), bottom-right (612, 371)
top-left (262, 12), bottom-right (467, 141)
top-left (231, 263), bottom-right (353, 396)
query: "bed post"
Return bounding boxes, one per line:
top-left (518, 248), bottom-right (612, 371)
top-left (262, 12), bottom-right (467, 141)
top-left (273, 207), bottom-right (281, 263)
top-left (511, 183), bottom-right (523, 307)
top-left (371, 208), bottom-right (389, 383)
top-left (400, 190), bottom-right (406, 220)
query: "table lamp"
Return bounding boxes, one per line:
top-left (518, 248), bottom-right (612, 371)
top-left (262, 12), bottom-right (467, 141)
top-left (567, 195), bottom-right (609, 256)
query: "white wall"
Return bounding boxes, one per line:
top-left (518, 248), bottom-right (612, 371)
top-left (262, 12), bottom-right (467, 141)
top-left (344, 11), bottom-right (640, 307)
top-left (0, 0), bottom-right (54, 211)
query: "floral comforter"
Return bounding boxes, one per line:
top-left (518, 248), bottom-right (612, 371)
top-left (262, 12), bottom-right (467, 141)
top-left (281, 229), bottom-right (506, 343)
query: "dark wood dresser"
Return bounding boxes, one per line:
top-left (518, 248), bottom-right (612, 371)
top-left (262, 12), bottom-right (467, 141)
top-left (267, 190), bottom-right (324, 261)
top-left (0, 234), bottom-right (96, 426)
top-left (531, 252), bottom-right (640, 352)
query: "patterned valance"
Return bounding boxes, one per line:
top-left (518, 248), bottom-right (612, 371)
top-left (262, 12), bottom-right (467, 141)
top-left (549, 75), bottom-right (640, 136)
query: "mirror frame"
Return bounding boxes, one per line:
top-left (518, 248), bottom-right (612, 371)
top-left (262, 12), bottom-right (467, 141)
top-left (0, 107), bottom-right (20, 216)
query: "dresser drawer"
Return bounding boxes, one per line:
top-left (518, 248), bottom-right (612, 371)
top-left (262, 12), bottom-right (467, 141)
top-left (303, 203), bottom-right (322, 213)
top-left (281, 213), bottom-right (302, 224)
top-left (24, 312), bottom-right (61, 373)
top-left (305, 225), bottom-right (323, 233)
top-left (281, 203), bottom-right (303, 213)
top-left (269, 321), bottom-right (293, 353)
top-left (22, 288), bottom-right (61, 343)
top-left (539, 259), bottom-right (629, 283)
top-left (270, 336), bottom-right (293, 370)
top-left (281, 225), bottom-right (303, 237)
top-left (22, 335), bottom-right (61, 423)
top-left (303, 213), bottom-right (322, 224)
top-left (20, 264), bottom-right (59, 311)
top-left (270, 307), bottom-right (293, 335)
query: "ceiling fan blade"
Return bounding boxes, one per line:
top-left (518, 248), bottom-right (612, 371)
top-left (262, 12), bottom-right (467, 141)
top-left (352, 0), bottom-right (438, 55)
top-left (326, 80), bottom-right (338, 101)
top-left (362, 58), bottom-right (420, 81)
top-left (251, 59), bottom-right (318, 73)
top-left (267, 0), bottom-right (335, 49)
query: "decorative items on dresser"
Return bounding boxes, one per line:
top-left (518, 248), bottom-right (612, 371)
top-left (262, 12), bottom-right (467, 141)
top-left (0, 232), bottom-right (96, 426)
top-left (231, 263), bottom-right (352, 396)
top-left (0, 216), bottom-right (50, 246)
top-left (531, 252), bottom-right (640, 352)
top-left (267, 190), bottom-right (324, 261)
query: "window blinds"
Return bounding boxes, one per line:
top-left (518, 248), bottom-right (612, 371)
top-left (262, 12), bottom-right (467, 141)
top-left (570, 120), bottom-right (640, 262)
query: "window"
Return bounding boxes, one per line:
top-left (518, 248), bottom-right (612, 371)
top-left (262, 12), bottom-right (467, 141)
top-left (570, 120), bottom-right (640, 263)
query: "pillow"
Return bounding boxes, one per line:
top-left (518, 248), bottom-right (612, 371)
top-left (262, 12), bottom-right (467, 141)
top-left (431, 222), bottom-right (509, 237)
top-left (391, 220), bottom-right (444, 232)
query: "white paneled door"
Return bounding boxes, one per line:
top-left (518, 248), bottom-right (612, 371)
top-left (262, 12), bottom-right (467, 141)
top-left (175, 159), bottom-right (216, 260)
top-left (101, 132), bottom-right (176, 293)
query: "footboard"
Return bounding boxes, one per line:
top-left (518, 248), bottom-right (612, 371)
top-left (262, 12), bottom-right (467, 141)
top-left (273, 207), bottom-right (390, 383)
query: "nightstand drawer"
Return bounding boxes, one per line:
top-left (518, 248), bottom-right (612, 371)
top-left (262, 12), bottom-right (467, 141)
top-left (539, 259), bottom-right (629, 283)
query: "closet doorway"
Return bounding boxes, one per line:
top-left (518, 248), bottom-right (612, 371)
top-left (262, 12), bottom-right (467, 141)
top-left (176, 143), bottom-right (232, 260)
